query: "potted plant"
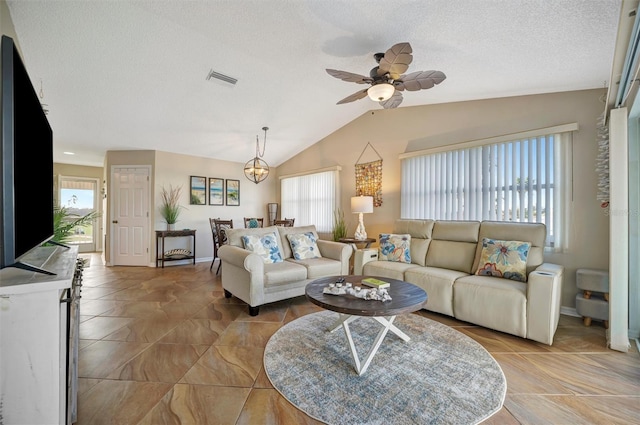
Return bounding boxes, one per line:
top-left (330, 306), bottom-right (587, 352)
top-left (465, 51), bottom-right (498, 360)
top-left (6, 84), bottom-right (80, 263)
top-left (52, 204), bottom-right (101, 244)
top-left (159, 185), bottom-right (183, 230)
top-left (332, 208), bottom-right (348, 241)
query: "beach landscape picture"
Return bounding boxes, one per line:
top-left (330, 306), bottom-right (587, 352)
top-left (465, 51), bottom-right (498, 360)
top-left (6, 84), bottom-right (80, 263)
top-left (226, 179), bottom-right (240, 206)
top-left (209, 178), bottom-right (224, 205)
top-left (190, 176), bottom-right (206, 205)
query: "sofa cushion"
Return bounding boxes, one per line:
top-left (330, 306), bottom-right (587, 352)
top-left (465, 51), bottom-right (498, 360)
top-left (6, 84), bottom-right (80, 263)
top-left (393, 219), bottom-right (435, 266)
top-left (404, 267), bottom-right (469, 316)
top-left (241, 232), bottom-right (284, 264)
top-left (287, 257), bottom-right (343, 279)
top-left (362, 260), bottom-right (420, 281)
top-left (263, 261), bottom-right (308, 286)
top-left (474, 221), bottom-right (546, 275)
top-left (475, 238), bottom-right (531, 282)
top-left (426, 221), bottom-right (480, 274)
top-left (453, 275), bottom-right (527, 338)
top-left (378, 233), bottom-right (411, 263)
top-left (287, 232), bottom-right (322, 260)
top-left (226, 225), bottom-right (287, 254)
top-left (277, 225), bottom-right (319, 259)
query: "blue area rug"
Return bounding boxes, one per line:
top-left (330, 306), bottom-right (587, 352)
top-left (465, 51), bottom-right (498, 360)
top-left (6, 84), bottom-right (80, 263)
top-left (264, 311), bottom-right (506, 425)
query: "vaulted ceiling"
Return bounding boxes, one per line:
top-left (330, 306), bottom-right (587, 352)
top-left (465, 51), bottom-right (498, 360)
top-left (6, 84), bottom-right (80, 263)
top-left (7, 0), bottom-right (622, 167)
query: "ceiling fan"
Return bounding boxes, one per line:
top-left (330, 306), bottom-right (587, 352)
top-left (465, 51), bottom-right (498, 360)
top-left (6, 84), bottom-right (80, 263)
top-left (326, 42), bottom-right (446, 109)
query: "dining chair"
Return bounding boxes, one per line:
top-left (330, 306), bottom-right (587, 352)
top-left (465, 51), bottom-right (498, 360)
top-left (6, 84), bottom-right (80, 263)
top-left (212, 218), bottom-right (234, 274)
top-left (244, 217), bottom-right (264, 228)
top-left (274, 218), bottom-right (295, 227)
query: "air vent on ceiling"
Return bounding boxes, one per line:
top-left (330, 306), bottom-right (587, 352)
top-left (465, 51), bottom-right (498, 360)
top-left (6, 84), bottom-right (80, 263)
top-left (206, 69), bottom-right (237, 85)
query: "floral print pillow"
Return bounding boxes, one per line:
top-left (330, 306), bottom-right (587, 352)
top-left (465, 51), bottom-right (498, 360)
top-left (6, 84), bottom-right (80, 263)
top-left (287, 232), bottom-right (322, 260)
top-left (475, 238), bottom-right (531, 282)
top-left (241, 232), bottom-right (283, 263)
top-left (378, 233), bottom-right (411, 263)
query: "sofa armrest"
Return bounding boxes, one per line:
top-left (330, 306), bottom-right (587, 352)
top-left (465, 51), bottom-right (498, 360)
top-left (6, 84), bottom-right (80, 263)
top-left (353, 248), bottom-right (378, 275)
top-left (218, 245), bottom-right (266, 306)
top-left (317, 240), bottom-right (353, 274)
top-left (526, 263), bottom-right (564, 345)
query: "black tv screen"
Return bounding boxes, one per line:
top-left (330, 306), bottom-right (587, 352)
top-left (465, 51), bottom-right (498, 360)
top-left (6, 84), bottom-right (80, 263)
top-left (1, 35), bottom-right (54, 272)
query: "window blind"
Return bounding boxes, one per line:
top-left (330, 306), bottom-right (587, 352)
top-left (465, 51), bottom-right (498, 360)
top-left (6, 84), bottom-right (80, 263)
top-left (401, 131), bottom-right (572, 250)
top-left (280, 169), bottom-right (338, 233)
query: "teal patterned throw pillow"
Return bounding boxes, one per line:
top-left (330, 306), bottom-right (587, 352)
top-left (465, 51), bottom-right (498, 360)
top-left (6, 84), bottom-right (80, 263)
top-left (241, 232), bottom-right (283, 263)
top-left (475, 238), bottom-right (531, 282)
top-left (248, 218), bottom-right (259, 228)
top-left (287, 232), bottom-right (322, 260)
top-left (378, 233), bottom-right (411, 263)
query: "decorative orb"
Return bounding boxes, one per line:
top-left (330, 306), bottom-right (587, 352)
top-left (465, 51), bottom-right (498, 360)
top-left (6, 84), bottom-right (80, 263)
top-left (244, 157), bottom-right (270, 184)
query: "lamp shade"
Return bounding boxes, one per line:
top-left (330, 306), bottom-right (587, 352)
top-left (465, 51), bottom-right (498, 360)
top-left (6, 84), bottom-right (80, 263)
top-left (351, 196), bottom-right (374, 213)
top-left (367, 83), bottom-right (395, 102)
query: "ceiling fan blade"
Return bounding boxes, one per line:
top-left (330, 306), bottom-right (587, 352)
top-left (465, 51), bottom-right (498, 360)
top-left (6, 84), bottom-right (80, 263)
top-left (337, 88), bottom-right (369, 105)
top-left (395, 70), bottom-right (446, 91)
top-left (379, 91), bottom-right (403, 109)
top-left (326, 69), bottom-right (372, 84)
top-left (378, 42), bottom-right (413, 80)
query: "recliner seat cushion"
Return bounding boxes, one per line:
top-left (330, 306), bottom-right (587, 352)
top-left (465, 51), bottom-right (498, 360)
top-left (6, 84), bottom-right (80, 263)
top-left (362, 261), bottom-right (420, 281)
top-left (454, 275), bottom-right (527, 338)
top-left (404, 267), bottom-right (469, 316)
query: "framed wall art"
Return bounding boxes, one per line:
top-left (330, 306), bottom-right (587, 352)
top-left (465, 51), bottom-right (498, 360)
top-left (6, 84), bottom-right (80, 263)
top-left (190, 176), bottom-right (206, 205)
top-left (209, 177), bottom-right (224, 205)
top-left (225, 179), bottom-right (240, 206)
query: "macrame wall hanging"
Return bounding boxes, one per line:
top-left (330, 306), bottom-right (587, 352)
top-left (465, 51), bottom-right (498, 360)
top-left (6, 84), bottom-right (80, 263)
top-left (355, 142), bottom-right (383, 207)
top-left (596, 112), bottom-right (609, 208)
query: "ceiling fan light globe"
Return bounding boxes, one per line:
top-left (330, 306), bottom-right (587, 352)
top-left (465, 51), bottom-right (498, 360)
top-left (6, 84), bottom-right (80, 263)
top-left (367, 83), bottom-right (395, 102)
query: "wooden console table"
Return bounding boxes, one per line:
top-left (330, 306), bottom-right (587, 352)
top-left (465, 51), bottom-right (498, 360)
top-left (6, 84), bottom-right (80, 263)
top-left (155, 229), bottom-right (196, 268)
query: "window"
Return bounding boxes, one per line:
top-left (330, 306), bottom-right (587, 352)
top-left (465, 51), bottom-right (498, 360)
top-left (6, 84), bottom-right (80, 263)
top-left (401, 125), bottom-right (575, 250)
top-left (280, 167), bottom-right (341, 233)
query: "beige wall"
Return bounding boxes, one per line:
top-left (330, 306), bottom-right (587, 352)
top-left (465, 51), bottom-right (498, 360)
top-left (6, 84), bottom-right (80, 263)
top-left (104, 149), bottom-right (276, 266)
top-left (276, 89), bottom-right (609, 309)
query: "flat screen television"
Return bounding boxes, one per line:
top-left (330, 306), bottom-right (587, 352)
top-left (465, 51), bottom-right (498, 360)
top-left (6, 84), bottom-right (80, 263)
top-left (1, 35), bottom-right (56, 274)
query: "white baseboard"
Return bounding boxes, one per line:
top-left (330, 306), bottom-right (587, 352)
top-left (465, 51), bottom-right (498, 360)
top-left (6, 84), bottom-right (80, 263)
top-left (560, 306), bottom-right (580, 317)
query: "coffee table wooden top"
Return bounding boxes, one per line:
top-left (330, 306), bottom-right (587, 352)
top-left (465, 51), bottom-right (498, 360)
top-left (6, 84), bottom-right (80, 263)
top-left (305, 275), bottom-right (427, 317)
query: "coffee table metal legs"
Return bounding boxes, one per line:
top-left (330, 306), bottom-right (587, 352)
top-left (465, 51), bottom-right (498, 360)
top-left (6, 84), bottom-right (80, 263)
top-left (329, 314), bottom-right (410, 376)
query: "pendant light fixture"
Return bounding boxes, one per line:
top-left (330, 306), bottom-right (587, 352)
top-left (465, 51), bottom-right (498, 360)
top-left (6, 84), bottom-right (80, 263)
top-left (244, 126), bottom-right (270, 184)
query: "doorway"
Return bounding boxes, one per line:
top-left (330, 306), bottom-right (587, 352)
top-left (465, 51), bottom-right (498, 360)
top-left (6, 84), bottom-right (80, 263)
top-left (57, 176), bottom-right (100, 253)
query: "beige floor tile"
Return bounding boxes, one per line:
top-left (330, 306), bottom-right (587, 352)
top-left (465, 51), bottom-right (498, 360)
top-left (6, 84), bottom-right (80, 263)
top-left (79, 340), bottom-right (151, 378)
top-left (79, 316), bottom-right (133, 340)
top-left (236, 388), bottom-right (324, 425)
top-left (138, 383), bottom-right (251, 425)
top-left (102, 317), bottom-right (184, 342)
top-left (159, 318), bottom-right (228, 344)
top-left (214, 321), bottom-right (282, 347)
top-left (180, 345), bottom-right (264, 387)
top-left (77, 379), bottom-right (172, 425)
top-left (108, 343), bottom-right (209, 383)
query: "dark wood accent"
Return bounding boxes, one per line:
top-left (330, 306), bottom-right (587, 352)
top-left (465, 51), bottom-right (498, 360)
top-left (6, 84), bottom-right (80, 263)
top-left (155, 229), bottom-right (196, 268)
top-left (305, 275), bottom-right (427, 317)
top-left (224, 289), bottom-right (232, 298)
top-left (249, 306), bottom-right (259, 316)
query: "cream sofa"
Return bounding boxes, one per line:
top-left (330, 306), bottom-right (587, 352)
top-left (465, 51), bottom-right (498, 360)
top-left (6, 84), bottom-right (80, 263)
top-left (218, 225), bottom-right (352, 316)
top-left (355, 219), bottom-right (564, 345)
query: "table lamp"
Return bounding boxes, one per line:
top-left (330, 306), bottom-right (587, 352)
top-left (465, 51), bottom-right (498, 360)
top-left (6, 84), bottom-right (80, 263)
top-left (351, 195), bottom-right (374, 240)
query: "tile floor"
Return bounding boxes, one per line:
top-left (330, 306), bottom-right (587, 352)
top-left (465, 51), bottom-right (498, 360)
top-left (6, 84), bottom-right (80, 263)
top-left (77, 254), bottom-right (639, 424)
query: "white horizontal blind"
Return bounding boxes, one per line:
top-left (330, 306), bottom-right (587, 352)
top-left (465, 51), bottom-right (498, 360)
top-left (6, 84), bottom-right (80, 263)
top-left (401, 132), bottom-right (571, 250)
top-left (281, 170), bottom-right (337, 233)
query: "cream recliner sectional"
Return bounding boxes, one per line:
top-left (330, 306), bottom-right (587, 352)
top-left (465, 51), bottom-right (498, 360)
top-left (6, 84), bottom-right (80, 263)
top-left (355, 219), bottom-right (564, 345)
top-left (218, 225), bottom-right (352, 316)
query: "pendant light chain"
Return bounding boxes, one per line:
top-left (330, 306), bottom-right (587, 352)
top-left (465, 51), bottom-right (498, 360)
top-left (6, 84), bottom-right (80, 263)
top-left (256, 126), bottom-right (268, 158)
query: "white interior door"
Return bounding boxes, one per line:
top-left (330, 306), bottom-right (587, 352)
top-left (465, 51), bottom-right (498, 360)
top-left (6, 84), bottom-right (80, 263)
top-left (111, 166), bottom-right (150, 266)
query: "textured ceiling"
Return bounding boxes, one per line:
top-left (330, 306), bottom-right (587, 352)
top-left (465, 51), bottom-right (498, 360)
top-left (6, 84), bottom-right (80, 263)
top-left (7, 0), bottom-right (622, 167)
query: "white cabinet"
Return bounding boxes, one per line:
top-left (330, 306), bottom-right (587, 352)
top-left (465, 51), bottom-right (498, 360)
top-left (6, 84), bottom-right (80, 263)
top-left (0, 245), bottom-right (78, 425)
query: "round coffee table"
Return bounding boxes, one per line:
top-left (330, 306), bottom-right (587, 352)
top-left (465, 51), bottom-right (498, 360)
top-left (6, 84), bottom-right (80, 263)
top-left (305, 275), bottom-right (427, 375)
